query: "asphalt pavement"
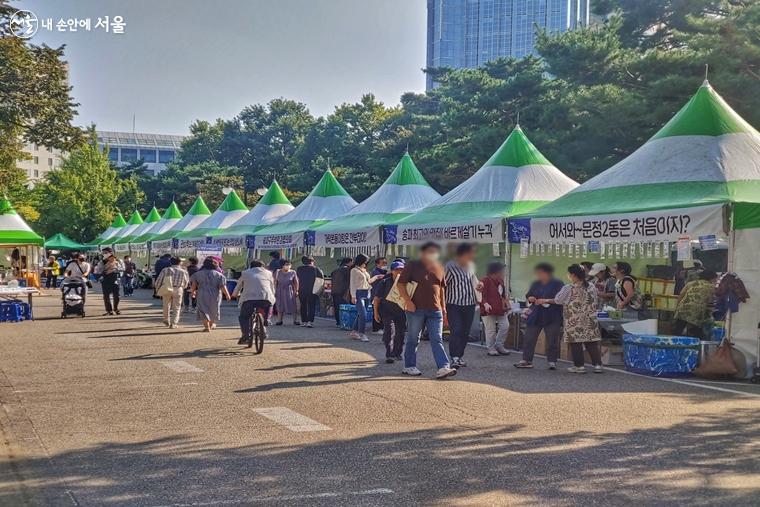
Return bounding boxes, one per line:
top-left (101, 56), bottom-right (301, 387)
top-left (0, 288), bottom-right (759, 506)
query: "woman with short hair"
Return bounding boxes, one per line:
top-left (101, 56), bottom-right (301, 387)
top-left (190, 257), bottom-right (230, 332)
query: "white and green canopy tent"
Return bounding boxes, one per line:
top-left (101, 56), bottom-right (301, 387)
top-left (252, 170), bottom-right (356, 252)
top-left (517, 81), bottom-right (760, 369)
top-left (150, 196), bottom-right (211, 254)
top-left (130, 201), bottom-right (184, 254)
top-left (390, 125), bottom-right (578, 246)
top-left (92, 213), bottom-right (127, 246)
top-left (113, 207), bottom-right (159, 252)
top-left (0, 198), bottom-right (43, 247)
top-left (103, 211), bottom-right (143, 248)
top-left (208, 181), bottom-right (294, 248)
top-left (174, 190), bottom-right (249, 253)
top-left (0, 198), bottom-right (44, 285)
top-left (314, 152), bottom-right (440, 254)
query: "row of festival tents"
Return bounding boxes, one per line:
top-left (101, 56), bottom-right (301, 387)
top-left (82, 80), bottom-right (760, 367)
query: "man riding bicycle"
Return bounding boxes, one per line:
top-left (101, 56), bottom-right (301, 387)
top-left (232, 260), bottom-right (276, 346)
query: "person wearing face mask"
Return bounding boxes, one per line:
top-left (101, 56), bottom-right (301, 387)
top-left (515, 263), bottom-right (564, 370)
top-left (96, 248), bottom-right (124, 316)
top-left (397, 242), bottom-right (457, 379)
top-left (372, 260), bottom-right (407, 363)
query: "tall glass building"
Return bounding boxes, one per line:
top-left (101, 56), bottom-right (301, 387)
top-left (426, 0), bottom-right (590, 89)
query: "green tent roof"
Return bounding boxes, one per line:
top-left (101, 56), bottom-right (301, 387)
top-left (259, 180), bottom-right (292, 205)
top-left (44, 233), bottom-right (85, 251)
top-left (186, 195), bottom-right (212, 216)
top-left (311, 170), bottom-right (351, 198)
top-left (162, 201), bottom-right (183, 220)
top-left (218, 190), bottom-right (249, 211)
top-left (0, 198), bottom-right (44, 246)
top-left (526, 81), bottom-right (760, 219)
top-left (110, 214), bottom-right (127, 228)
top-left (385, 152), bottom-right (433, 186)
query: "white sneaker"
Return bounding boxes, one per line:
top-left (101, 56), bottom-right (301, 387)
top-left (359, 334), bottom-right (369, 342)
top-left (349, 331), bottom-right (359, 339)
top-left (567, 366), bottom-right (587, 374)
top-left (402, 366), bottom-right (422, 376)
top-left (548, 362), bottom-right (557, 370)
top-left (496, 347), bottom-right (511, 356)
top-left (372, 330), bottom-right (383, 335)
top-left (487, 350), bottom-right (500, 356)
top-left (594, 365), bottom-right (604, 374)
top-left (436, 366), bottom-right (457, 379)
top-left (306, 322), bottom-right (313, 328)
top-left (451, 357), bottom-right (460, 369)
top-left (457, 358), bottom-right (467, 367)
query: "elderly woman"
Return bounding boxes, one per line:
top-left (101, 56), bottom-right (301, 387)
top-left (190, 257), bottom-right (230, 332)
top-left (537, 264), bottom-right (603, 374)
top-left (674, 269), bottom-right (718, 340)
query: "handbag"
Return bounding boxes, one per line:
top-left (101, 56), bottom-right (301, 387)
top-left (156, 271), bottom-right (174, 297)
top-left (312, 277), bottom-right (325, 295)
top-left (385, 278), bottom-right (417, 310)
top-left (693, 338), bottom-right (739, 378)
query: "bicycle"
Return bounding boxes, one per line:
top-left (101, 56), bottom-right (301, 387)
top-left (239, 306), bottom-right (268, 353)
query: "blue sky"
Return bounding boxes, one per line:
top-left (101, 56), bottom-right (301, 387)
top-left (19, 0), bottom-right (427, 135)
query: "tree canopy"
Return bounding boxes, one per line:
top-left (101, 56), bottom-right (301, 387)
top-left (135, 0), bottom-right (757, 210)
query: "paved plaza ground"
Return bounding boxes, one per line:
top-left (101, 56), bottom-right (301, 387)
top-left (0, 288), bottom-right (759, 506)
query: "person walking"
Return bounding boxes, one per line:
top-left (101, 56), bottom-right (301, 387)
top-left (349, 254), bottom-right (382, 342)
top-left (122, 255), bottom-right (137, 297)
top-left (153, 253), bottom-right (172, 299)
top-left (444, 243), bottom-right (481, 368)
top-left (480, 261), bottom-right (512, 357)
top-left (397, 242), bottom-right (457, 379)
top-left (538, 264), bottom-right (603, 374)
top-left (190, 257), bottom-right (230, 332)
top-left (232, 260), bottom-right (276, 345)
top-left (370, 257), bottom-right (388, 334)
top-left (673, 270), bottom-right (718, 340)
top-left (274, 259), bottom-right (299, 325)
top-left (330, 258), bottom-right (352, 327)
top-left (154, 256), bottom-right (189, 328)
top-left (296, 256), bottom-right (323, 328)
top-left (96, 248), bottom-right (123, 316)
top-left (183, 257), bottom-right (199, 313)
top-left (515, 263), bottom-right (564, 370)
top-left (44, 255), bottom-right (60, 289)
top-left (372, 259), bottom-right (407, 363)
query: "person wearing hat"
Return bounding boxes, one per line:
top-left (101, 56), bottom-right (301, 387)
top-left (372, 260), bottom-right (407, 363)
top-left (588, 263), bottom-right (616, 306)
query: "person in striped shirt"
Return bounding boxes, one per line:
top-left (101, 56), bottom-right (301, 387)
top-left (444, 243), bottom-right (482, 369)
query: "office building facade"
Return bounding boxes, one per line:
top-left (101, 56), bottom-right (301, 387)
top-left (18, 143), bottom-right (64, 181)
top-left (97, 131), bottom-right (186, 175)
top-left (426, 0), bottom-right (590, 88)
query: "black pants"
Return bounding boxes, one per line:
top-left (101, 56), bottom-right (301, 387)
top-left (299, 293), bottom-right (317, 323)
top-left (381, 305), bottom-right (406, 358)
top-left (122, 276), bottom-right (134, 296)
top-left (522, 322), bottom-right (562, 363)
top-left (102, 283), bottom-right (120, 313)
top-left (45, 274), bottom-right (56, 289)
top-left (183, 288), bottom-right (197, 309)
top-left (239, 300), bottom-right (271, 339)
top-left (673, 319), bottom-right (705, 340)
top-left (446, 303), bottom-right (476, 359)
top-left (570, 341), bottom-right (602, 367)
top-left (332, 293), bottom-right (347, 325)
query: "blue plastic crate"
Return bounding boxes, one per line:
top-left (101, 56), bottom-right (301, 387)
top-left (623, 334), bottom-right (700, 377)
top-left (338, 303), bottom-right (373, 331)
top-left (0, 302), bottom-right (24, 322)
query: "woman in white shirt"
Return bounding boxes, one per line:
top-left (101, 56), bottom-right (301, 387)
top-left (349, 254), bottom-right (382, 342)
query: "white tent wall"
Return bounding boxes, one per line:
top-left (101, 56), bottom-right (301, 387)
top-left (729, 228), bottom-right (760, 375)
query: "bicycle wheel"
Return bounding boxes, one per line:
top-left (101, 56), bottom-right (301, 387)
top-left (252, 312), bottom-right (266, 354)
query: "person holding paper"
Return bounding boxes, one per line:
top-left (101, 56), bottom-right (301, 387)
top-left (296, 256), bottom-right (323, 328)
top-left (373, 260), bottom-right (407, 363)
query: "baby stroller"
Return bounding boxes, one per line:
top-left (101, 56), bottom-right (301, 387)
top-left (61, 281), bottom-right (86, 318)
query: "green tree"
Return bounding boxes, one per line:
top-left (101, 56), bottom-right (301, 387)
top-left (0, 3), bottom-right (82, 173)
top-left (34, 131), bottom-right (144, 242)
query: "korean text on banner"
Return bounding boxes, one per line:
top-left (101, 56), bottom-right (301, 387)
top-left (528, 204), bottom-right (725, 244)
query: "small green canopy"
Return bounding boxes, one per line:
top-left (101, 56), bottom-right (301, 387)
top-left (44, 233), bottom-right (85, 251)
